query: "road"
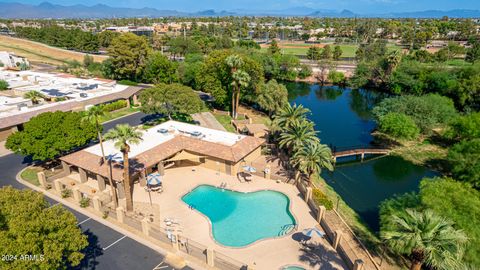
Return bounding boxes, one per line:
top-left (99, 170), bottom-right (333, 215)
top-left (0, 113), bottom-right (192, 270)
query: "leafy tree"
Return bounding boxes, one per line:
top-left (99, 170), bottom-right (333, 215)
top-left (446, 112), bottom-right (480, 141)
top-left (420, 177), bottom-right (480, 267)
top-left (268, 39), bottom-right (280, 54)
top-left (0, 187), bottom-right (88, 270)
top-left (465, 41), bottom-right (480, 63)
top-left (298, 64), bottom-right (312, 79)
top-left (23, 90), bottom-right (45, 104)
top-left (381, 209), bottom-right (467, 270)
top-left (291, 142), bottom-right (333, 186)
top-left (306, 46), bottom-right (321, 61)
top-left (6, 111), bottom-right (97, 161)
top-left (139, 83), bottom-right (205, 120)
top-left (333, 45), bottom-right (343, 60)
top-left (107, 33), bottom-right (150, 80)
top-left (373, 94), bottom-right (457, 134)
top-left (0, 80), bottom-right (8, 90)
top-left (178, 53), bottom-right (204, 89)
top-left (447, 139), bottom-right (480, 188)
top-left (142, 52), bottom-right (178, 84)
top-left (321, 45), bottom-right (332, 59)
top-left (379, 112), bottom-right (420, 140)
top-left (167, 37), bottom-right (201, 58)
top-left (82, 106), bottom-right (117, 208)
top-left (97, 30), bottom-right (121, 48)
top-left (327, 70), bottom-right (346, 85)
top-left (104, 124), bottom-right (143, 212)
top-left (256, 79), bottom-right (288, 116)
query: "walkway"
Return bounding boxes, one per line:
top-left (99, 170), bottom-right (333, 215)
top-left (191, 112), bottom-right (226, 131)
top-left (333, 148), bottom-right (390, 159)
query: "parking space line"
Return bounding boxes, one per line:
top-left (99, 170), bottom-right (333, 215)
top-left (153, 261), bottom-right (169, 270)
top-left (77, 217), bottom-right (91, 226)
top-left (102, 235), bottom-right (127, 251)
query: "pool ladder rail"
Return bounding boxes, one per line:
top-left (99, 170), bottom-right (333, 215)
top-left (278, 224), bottom-right (298, 236)
top-left (218, 182), bottom-right (227, 190)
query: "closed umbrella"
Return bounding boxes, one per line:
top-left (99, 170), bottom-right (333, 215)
top-left (147, 173), bottom-right (162, 185)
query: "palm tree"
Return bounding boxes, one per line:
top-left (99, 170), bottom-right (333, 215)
top-left (381, 209), bottom-right (467, 270)
top-left (24, 90), bottom-right (45, 104)
top-left (82, 106), bottom-right (118, 209)
top-left (225, 54), bottom-right (250, 119)
top-left (291, 142), bottom-right (334, 186)
top-left (272, 103), bottom-right (310, 132)
top-left (385, 50), bottom-right (402, 75)
top-left (231, 70), bottom-right (250, 119)
top-left (104, 124), bottom-right (143, 212)
top-left (279, 119), bottom-right (319, 153)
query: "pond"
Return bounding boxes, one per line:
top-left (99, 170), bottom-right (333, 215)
top-left (286, 82), bottom-right (437, 231)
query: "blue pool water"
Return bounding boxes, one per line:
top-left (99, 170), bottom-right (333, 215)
top-left (182, 185), bottom-right (296, 247)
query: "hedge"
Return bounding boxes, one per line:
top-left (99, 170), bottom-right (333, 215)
top-left (101, 100), bottom-right (128, 112)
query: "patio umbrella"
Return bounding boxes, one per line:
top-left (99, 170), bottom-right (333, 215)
top-left (242, 165), bottom-right (257, 173)
top-left (147, 173), bottom-right (162, 185)
top-left (301, 228), bottom-right (325, 239)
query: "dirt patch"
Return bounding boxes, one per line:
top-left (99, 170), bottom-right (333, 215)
top-left (0, 35), bottom-right (107, 65)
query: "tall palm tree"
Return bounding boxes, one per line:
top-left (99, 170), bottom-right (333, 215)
top-left (24, 90), bottom-right (45, 104)
top-left (231, 69), bottom-right (250, 119)
top-left (278, 119), bottom-right (319, 153)
top-left (272, 103), bottom-right (310, 132)
top-left (104, 124), bottom-right (143, 212)
top-left (381, 209), bottom-right (467, 270)
top-left (82, 106), bottom-right (118, 208)
top-left (225, 54), bottom-right (249, 119)
top-left (291, 142), bottom-right (334, 186)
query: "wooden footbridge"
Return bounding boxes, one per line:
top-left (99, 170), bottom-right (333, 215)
top-left (332, 146), bottom-right (390, 162)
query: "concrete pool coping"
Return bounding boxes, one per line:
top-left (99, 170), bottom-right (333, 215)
top-left (179, 184), bottom-right (300, 249)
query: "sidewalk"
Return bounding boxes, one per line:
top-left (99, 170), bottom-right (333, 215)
top-left (191, 112), bottom-right (227, 131)
top-left (0, 141), bottom-right (12, 157)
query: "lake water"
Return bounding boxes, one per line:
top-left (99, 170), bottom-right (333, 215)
top-left (286, 82), bottom-right (436, 231)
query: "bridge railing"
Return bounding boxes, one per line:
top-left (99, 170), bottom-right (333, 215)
top-left (329, 144), bottom-right (384, 154)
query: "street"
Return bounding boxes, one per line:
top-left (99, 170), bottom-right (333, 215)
top-left (0, 112), bottom-right (192, 270)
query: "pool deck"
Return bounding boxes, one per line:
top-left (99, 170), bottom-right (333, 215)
top-left (131, 166), bottom-right (347, 270)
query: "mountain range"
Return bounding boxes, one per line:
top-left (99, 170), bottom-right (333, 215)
top-left (0, 2), bottom-right (479, 19)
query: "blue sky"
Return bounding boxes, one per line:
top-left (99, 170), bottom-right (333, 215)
top-left (3, 0), bottom-right (480, 13)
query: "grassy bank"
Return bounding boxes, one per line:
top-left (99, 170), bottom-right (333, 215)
top-left (212, 113), bottom-right (236, 132)
top-left (99, 107), bottom-right (141, 123)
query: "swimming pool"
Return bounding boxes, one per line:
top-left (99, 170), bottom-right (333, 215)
top-left (182, 185), bottom-right (296, 247)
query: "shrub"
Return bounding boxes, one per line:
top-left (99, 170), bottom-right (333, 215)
top-left (0, 79), bottom-right (8, 90)
top-left (446, 112), bottom-right (480, 141)
top-left (117, 80), bottom-right (138, 86)
top-left (447, 139), bottom-right (480, 188)
top-left (61, 189), bottom-right (72, 198)
top-left (101, 100), bottom-right (128, 112)
top-left (379, 112), bottom-right (420, 140)
top-left (328, 71), bottom-right (346, 85)
top-left (79, 197), bottom-right (90, 208)
top-left (312, 188), bottom-right (334, 210)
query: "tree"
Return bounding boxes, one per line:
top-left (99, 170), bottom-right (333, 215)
top-left (82, 106), bottom-right (118, 208)
top-left (321, 45), bottom-right (333, 59)
top-left (465, 41), bottom-right (480, 63)
top-left (23, 90), bottom-right (45, 104)
top-left (0, 80), bottom-right (8, 90)
top-left (279, 119), bottom-right (319, 152)
top-left (381, 209), bottom-right (467, 270)
top-left (420, 177), bottom-right (480, 267)
top-left (379, 112), bottom-right (420, 140)
top-left (104, 124), bottom-right (143, 212)
top-left (316, 59), bottom-right (334, 85)
top-left (268, 39), bottom-right (280, 54)
top-left (139, 83), bottom-right (205, 120)
top-left (0, 187), bottom-right (88, 269)
top-left (256, 80), bottom-right (288, 116)
top-left (291, 142), bottom-right (333, 186)
top-left (447, 139), bottom-right (480, 188)
top-left (107, 33), bottom-right (150, 80)
top-left (306, 46), bottom-right (321, 61)
top-left (225, 54), bottom-right (250, 119)
top-left (333, 45), bottom-right (343, 61)
top-left (446, 112), bottom-right (480, 141)
top-left (6, 111), bottom-right (97, 161)
top-left (272, 103), bottom-right (310, 132)
top-left (327, 70), bottom-right (346, 85)
top-left (142, 52), bottom-right (178, 84)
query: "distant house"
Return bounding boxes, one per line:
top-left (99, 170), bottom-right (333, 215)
top-left (0, 51), bottom-right (29, 69)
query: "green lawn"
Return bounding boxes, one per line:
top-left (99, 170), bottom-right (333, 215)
top-left (213, 113), bottom-right (236, 133)
top-left (21, 168), bottom-right (41, 186)
top-left (99, 107), bottom-right (140, 123)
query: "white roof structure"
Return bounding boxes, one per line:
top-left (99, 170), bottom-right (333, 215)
top-left (85, 120), bottom-right (246, 162)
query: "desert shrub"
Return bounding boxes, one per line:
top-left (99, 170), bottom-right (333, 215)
top-left (79, 197), bottom-right (90, 208)
top-left (61, 189), bottom-right (72, 198)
